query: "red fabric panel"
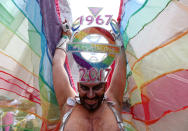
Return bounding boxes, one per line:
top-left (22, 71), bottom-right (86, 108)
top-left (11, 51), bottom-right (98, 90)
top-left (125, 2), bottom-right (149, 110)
top-left (117, 0), bottom-right (124, 23)
top-left (132, 70), bottom-right (188, 124)
top-left (0, 70), bottom-right (40, 104)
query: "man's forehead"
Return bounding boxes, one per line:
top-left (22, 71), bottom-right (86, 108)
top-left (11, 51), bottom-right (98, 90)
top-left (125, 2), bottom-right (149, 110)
top-left (78, 82), bottom-right (105, 86)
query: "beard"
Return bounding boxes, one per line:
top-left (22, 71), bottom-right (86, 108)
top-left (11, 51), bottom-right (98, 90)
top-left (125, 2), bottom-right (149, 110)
top-left (79, 94), bottom-right (104, 112)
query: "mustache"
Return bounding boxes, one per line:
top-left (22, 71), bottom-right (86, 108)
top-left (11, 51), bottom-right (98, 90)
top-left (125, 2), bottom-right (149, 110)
top-left (82, 96), bottom-right (98, 100)
top-left (81, 94), bottom-right (104, 101)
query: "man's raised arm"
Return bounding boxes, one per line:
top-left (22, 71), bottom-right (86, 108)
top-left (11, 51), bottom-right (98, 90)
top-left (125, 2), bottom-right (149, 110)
top-left (106, 46), bottom-right (127, 107)
top-left (52, 26), bottom-right (75, 110)
top-left (53, 49), bottom-right (75, 110)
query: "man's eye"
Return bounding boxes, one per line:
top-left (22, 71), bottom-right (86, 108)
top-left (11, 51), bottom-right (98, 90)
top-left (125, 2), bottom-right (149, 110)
top-left (93, 85), bottom-right (102, 90)
top-left (81, 86), bottom-right (89, 90)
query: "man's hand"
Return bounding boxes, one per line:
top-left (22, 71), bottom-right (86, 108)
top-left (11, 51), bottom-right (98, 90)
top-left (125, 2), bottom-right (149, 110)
top-left (56, 20), bottom-right (72, 52)
top-left (62, 19), bottom-right (72, 38)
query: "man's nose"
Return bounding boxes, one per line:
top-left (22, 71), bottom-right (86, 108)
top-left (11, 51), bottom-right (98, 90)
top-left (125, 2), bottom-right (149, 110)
top-left (87, 89), bottom-right (95, 99)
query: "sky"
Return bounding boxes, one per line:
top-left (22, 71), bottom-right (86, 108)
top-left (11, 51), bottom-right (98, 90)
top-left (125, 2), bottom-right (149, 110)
top-left (68, 0), bottom-right (121, 29)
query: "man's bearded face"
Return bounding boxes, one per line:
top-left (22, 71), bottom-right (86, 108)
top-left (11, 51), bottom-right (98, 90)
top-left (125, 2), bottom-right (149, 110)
top-left (78, 82), bottom-right (106, 112)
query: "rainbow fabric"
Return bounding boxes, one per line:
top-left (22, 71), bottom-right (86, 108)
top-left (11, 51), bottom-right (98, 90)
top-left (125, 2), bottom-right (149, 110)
top-left (0, 0), bottom-right (72, 130)
top-left (119, 0), bottom-right (188, 130)
top-left (0, 0), bottom-right (188, 130)
top-left (0, 0), bottom-right (42, 130)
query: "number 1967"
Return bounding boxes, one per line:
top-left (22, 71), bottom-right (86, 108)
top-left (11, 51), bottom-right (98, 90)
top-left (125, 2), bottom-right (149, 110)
top-left (78, 15), bottom-right (113, 25)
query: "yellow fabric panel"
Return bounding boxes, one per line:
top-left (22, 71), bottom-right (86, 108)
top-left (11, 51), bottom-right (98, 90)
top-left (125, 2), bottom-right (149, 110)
top-left (132, 32), bottom-right (188, 88)
top-left (40, 94), bottom-right (60, 123)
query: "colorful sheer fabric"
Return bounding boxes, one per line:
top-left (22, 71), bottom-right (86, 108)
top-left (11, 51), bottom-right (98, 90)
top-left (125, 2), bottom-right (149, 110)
top-left (119, 0), bottom-right (188, 130)
top-left (0, 0), bottom-right (188, 130)
top-left (0, 0), bottom-right (67, 130)
top-left (0, 0), bottom-right (42, 130)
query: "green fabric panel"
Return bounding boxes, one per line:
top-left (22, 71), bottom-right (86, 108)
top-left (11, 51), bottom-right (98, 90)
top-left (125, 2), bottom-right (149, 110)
top-left (0, 2), bottom-right (25, 32)
top-left (39, 77), bottom-right (58, 105)
top-left (39, 77), bottom-right (60, 121)
top-left (0, 1), bottom-right (41, 56)
top-left (47, 102), bottom-right (60, 121)
top-left (28, 23), bottom-right (41, 57)
top-left (122, 32), bottom-right (129, 48)
top-left (124, 0), bottom-right (171, 41)
top-left (0, 23), bottom-right (13, 49)
top-left (0, 3), bottom-right (14, 25)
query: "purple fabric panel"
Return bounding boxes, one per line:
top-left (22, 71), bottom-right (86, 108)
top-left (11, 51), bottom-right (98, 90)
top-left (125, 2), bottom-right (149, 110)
top-left (39, 0), bottom-right (62, 56)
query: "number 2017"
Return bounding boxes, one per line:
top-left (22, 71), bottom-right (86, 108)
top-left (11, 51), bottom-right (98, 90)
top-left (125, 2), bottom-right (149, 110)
top-left (78, 15), bottom-right (113, 25)
top-left (79, 68), bottom-right (111, 82)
